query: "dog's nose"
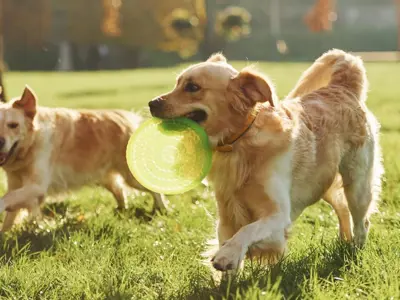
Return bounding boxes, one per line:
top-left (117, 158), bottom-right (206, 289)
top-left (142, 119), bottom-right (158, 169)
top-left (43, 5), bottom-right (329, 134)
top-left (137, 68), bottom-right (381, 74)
top-left (0, 137), bottom-right (5, 150)
top-left (148, 98), bottom-right (164, 115)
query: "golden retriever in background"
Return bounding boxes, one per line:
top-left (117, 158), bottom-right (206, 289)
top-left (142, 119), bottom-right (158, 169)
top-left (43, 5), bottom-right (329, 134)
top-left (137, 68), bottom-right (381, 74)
top-left (149, 49), bottom-right (383, 273)
top-left (0, 86), bottom-right (168, 232)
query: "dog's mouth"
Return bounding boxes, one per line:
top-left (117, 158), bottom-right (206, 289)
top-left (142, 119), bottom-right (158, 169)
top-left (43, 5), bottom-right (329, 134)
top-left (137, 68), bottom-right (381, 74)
top-left (0, 141), bottom-right (18, 166)
top-left (183, 109), bottom-right (208, 123)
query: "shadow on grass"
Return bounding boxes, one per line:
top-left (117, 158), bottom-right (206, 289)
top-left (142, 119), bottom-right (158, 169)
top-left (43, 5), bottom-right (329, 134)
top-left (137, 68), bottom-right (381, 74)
top-left (0, 203), bottom-right (85, 262)
top-left (178, 241), bottom-right (361, 300)
top-left (57, 84), bottom-right (169, 99)
top-left (0, 201), bottom-right (157, 264)
top-left (58, 89), bottom-right (118, 99)
top-left (114, 206), bottom-right (155, 223)
top-left (0, 221), bottom-right (84, 263)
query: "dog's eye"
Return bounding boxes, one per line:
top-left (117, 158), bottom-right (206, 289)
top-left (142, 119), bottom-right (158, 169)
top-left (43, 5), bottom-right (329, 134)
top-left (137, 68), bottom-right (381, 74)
top-left (7, 123), bottom-right (19, 129)
top-left (184, 82), bottom-right (201, 93)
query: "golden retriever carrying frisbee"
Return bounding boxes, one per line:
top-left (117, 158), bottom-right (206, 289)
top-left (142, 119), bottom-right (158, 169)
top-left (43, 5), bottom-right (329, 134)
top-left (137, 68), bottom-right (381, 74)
top-left (149, 49), bottom-right (383, 272)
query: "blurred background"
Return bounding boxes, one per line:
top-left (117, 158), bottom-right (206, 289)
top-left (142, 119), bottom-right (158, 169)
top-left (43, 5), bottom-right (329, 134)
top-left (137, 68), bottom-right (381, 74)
top-left (0, 0), bottom-right (399, 70)
top-left (0, 0), bottom-right (399, 102)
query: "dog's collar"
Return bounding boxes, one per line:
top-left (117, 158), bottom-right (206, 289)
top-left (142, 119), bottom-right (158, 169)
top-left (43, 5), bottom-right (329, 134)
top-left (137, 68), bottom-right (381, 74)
top-left (215, 105), bottom-right (262, 153)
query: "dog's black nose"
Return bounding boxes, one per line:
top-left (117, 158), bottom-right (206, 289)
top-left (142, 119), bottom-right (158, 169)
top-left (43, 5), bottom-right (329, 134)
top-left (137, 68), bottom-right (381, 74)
top-left (148, 98), bottom-right (164, 115)
top-left (0, 137), bottom-right (5, 150)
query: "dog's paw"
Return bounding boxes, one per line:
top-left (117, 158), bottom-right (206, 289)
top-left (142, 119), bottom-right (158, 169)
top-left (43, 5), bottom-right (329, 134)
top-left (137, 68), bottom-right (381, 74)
top-left (211, 241), bottom-right (246, 271)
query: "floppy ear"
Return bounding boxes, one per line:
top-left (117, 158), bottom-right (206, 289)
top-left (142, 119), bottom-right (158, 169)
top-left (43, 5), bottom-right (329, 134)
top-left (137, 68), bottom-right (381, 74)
top-left (12, 85), bottom-right (37, 119)
top-left (206, 52), bottom-right (227, 63)
top-left (229, 67), bottom-right (278, 111)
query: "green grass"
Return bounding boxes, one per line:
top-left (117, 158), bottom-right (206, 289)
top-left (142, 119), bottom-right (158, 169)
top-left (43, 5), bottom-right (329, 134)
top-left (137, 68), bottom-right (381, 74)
top-left (1, 61), bottom-right (400, 299)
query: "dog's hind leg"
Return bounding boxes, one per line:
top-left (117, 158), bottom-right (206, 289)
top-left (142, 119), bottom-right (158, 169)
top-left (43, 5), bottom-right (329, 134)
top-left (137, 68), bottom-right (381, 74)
top-left (342, 178), bottom-right (372, 247)
top-left (323, 175), bottom-right (353, 242)
top-left (148, 192), bottom-right (169, 214)
top-left (124, 173), bottom-right (169, 213)
top-left (103, 173), bottom-right (128, 210)
top-left (340, 144), bottom-right (382, 247)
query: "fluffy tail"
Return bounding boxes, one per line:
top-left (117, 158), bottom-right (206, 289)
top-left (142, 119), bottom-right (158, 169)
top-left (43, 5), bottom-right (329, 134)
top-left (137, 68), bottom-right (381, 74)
top-left (286, 49), bottom-right (368, 102)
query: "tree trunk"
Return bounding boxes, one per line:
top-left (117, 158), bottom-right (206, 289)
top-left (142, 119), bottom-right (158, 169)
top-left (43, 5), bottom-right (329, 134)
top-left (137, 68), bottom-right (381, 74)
top-left (396, 0), bottom-right (400, 61)
top-left (0, 71), bottom-right (5, 102)
top-left (0, 0), bottom-right (6, 102)
top-left (200, 0), bottom-right (225, 60)
top-left (86, 45), bottom-right (101, 70)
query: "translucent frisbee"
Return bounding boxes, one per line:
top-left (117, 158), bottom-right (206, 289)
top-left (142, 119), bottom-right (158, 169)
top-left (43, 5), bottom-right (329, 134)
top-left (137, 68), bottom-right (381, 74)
top-left (126, 117), bottom-right (212, 195)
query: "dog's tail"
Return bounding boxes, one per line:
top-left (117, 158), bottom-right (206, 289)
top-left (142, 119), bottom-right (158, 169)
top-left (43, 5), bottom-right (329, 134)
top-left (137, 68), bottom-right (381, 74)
top-left (286, 49), bottom-right (367, 102)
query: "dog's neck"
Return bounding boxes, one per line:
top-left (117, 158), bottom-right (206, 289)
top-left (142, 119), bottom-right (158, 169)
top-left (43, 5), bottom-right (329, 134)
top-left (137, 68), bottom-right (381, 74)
top-left (215, 104), bottom-right (262, 152)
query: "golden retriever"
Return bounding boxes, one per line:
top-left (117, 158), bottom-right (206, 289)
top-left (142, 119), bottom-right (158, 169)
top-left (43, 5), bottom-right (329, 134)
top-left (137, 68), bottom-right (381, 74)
top-left (0, 86), bottom-right (168, 231)
top-left (149, 49), bottom-right (383, 272)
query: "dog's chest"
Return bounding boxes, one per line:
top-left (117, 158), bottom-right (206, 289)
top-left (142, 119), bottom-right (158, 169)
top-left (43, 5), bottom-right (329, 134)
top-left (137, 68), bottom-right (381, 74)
top-left (208, 152), bottom-right (250, 198)
top-left (208, 152), bottom-right (257, 229)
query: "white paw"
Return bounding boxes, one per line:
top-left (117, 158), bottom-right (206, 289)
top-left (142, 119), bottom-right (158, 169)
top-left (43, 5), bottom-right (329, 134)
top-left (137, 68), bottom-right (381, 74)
top-left (353, 229), bottom-right (367, 247)
top-left (211, 241), bottom-right (246, 271)
top-left (353, 220), bottom-right (370, 247)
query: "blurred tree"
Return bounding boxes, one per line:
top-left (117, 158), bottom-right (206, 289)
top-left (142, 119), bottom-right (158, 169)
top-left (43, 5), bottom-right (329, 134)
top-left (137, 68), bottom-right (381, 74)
top-left (3, 0), bottom-right (51, 47)
top-left (3, 0), bottom-right (53, 71)
top-left (201, 1), bottom-right (252, 59)
top-left (396, 0), bottom-right (400, 60)
top-left (61, 0), bottom-right (207, 64)
top-left (64, 0), bottom-right (104, 45)
top-left (58, 0), bottom-right (104, 69)
top-left (102, 0), bottom-right (122, 38)
top-left (120, 0), bottom-right (207, 58)
top-left (215, 6), bottom-right (251, 42)
top-left (61, 0), bottom-right (207, 58)
top-left (201, 0), bottom-right (218, 59)
top-left (0, 0), bottom-right (6, 102)
top-left (3, 0), bottom-right (252, 71)
top-left (304, 0), bottom-right (336, 32)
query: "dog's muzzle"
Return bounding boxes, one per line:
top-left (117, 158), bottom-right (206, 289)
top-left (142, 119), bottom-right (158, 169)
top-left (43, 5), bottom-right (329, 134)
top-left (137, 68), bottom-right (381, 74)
top-left (148, 98), bottom-right (165, 117)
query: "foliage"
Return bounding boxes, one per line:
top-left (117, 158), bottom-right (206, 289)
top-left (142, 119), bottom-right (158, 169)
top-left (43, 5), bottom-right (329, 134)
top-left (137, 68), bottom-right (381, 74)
top-left (53, 0), bottom-right (206, 57)
top-left (2, 0), bottom-right (51, 47)
top-left (62, 0), bottom-right (104, 45)
top-left (102, 0), bottom-right (122, 37)
top-left (215, 6), bottom-right (252, 42)
top-left (158, 8), bottom-right (204, 58)
top-left (304, 0), bottom-right (336, 32)
top-left (120, 0), bottom-right (206, 58)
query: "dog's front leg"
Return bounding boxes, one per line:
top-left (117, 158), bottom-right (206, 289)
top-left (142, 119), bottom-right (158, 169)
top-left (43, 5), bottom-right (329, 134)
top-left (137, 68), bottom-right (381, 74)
top-left (0, 184), bottom-right (47, 214)
top-left (212, 173), bottom-right (292, 272)
top-left (211, 213), bottom-right (290, 271)
top-left (1, 176), bottom-right (24, 232)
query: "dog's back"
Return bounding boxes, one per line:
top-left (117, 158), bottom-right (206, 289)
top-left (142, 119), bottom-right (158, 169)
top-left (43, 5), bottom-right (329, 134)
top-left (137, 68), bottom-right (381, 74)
top-left (30, 108), bottom-right (142, 193)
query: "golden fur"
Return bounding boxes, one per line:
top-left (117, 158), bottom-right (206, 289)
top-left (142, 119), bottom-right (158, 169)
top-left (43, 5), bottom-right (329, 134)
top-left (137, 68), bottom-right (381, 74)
top-left (150, 49), bottom-right (383, 273)
top-left (0, 86), bottom-right (168, 231)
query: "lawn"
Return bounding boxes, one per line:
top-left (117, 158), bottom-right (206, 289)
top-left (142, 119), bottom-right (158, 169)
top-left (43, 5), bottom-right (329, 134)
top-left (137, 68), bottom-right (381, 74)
top-left (0, 61), bottom-right (399, 299)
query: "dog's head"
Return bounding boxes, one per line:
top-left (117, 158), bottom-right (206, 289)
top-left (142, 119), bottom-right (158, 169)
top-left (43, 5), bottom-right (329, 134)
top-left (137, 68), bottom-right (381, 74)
top-left (149, 53), bottom-right (278, 145)
top-left (0, 86), bottom-right (37, 166)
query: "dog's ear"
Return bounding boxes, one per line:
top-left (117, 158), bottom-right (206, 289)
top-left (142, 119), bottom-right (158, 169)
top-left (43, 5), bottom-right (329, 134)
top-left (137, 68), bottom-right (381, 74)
top-left (206, 52), bottom-right (227, 63)
top-left (229, 67), bottom-right (278, 110)
top-left (13, 85), bottom-right (37, 119)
